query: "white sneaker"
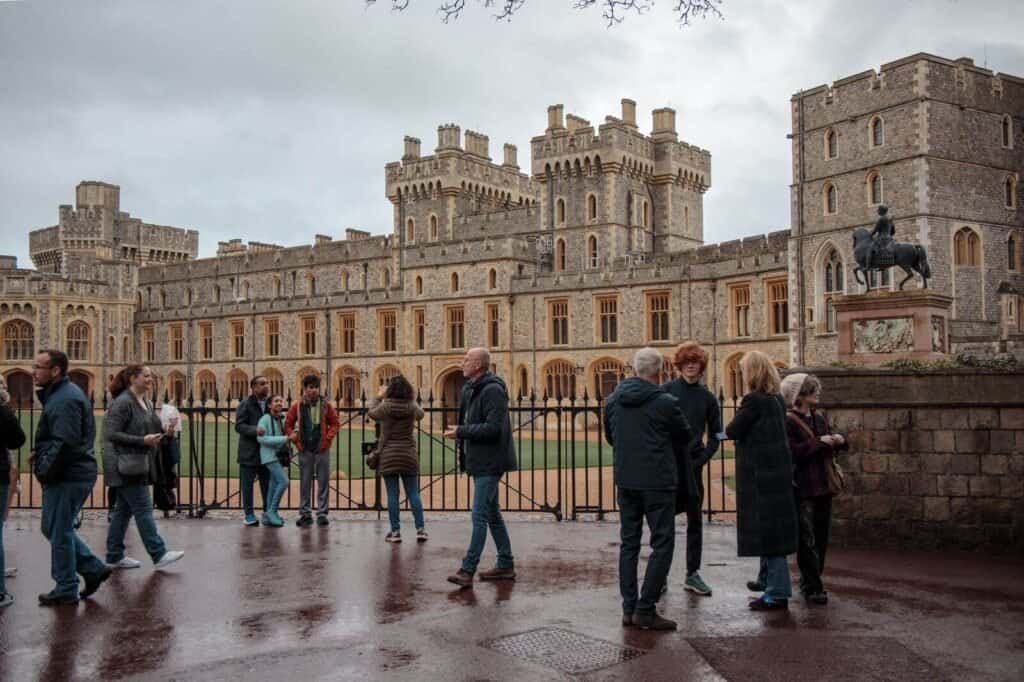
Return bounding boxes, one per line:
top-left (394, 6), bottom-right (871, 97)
top-left (154, 550), bottom-right (185, 570)
top-left (4, 567), bottom-right (17, 578)
top-left (109, 557), bottom-right (142, 569)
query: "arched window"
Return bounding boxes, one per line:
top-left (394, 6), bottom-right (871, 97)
top-left (587, 194), bottom-right (598, 221)
top-left (341, 270), bottom-right (349, 291)
top-left (306, 273), bottom-right (316, 296)
top-left (517, 365), bottom-right (529, 399)
top-left (66, 321), bottom-right (90, 361)
top-left (242, 281), bottom-right (250, 300)
top-left (406, 218), bottom-right (415, 242)
top-left (488, 268), bottom-right (497, 290)
top-left (724, 354), bottom-right (744, 401)
top-left (1009, 234), bottom-right (1018, 271)
top-left (543, 360), bottom-right (576, 400)
top-left (415, 275), bottom-right (423, 295)
top-left (555, 238), bottom-right (566, 272)
top-left (823, 248), bottom-right (844, 333)
top-left (122, 336), bottom-right (129, 362)
top-left (160, 290), bottom-right (167, 308)
top-left (592, 358), bottom-right (624, 399)
top-left (374, 364), bottom-right (400, 388)
top-left (335, 366), bottom-right (362, 406)
top-left (871, 116), bottom-right (884, 147)
top-left (451, 272), bottom-right (459, 293)
top-left (825, 128), bottom-right (837, 159)
top-left (227, 369), bottom-right (249, 402)
top-left (107, 335), bottom-right (115, 361)
top-left (186, 288), bottom-right (193, 306)
top-left (642, 201), bottom-right (649, 227)
top-left (429, 215), bottom-right (438, 240)
top-left (587, 235), bottom-right (599, 268)
top-left (214, 285), bottom-right (221, 303)
top-left (167, 371), bottom-right (186, 405)
top-left (867, 171), bottom-right (883, 205)
top-left (1002, 115), bottom-right (1013, 149)
top-left (2, 320), bottom-right (34, 360)
top-left (382, 268), bottom-right (391, 288)
top-left (824, 183), bottom-right (838, 215)
top-left (1005, 176), bottom-right (1017, 209)
top-left (196, 370), bottom-right (218, 403)
top-left (273, 277), bottom-right (282, 298)
top-left (556, 198), bottom-right (566, 226)
top-left (954, 228), bottom-right (981, 266)
top-left (264, 368), bottom-right (284, 399)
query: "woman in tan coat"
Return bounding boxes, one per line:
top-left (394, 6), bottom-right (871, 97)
top-left (367, 375), bottom-right (426, 543)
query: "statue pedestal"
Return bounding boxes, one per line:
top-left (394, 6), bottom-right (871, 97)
top-left (834, 290), bottom-right (954, 365)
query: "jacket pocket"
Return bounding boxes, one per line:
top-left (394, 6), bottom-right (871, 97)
top-left (117, 450), bottom-right (151, 477)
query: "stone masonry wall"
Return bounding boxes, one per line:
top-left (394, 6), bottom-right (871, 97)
top-left (812, 369), bottom-right (1024, 554)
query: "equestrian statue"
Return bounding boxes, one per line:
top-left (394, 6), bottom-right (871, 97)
top-left (853, 205), bottom-right (931, 290)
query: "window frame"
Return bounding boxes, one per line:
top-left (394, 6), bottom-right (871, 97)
top-left (729, 283), bottom-right (752, 338)
top-left (548, 298), bottom-right (570, 347)
top-left (645, 290), bottom-right (671, 343)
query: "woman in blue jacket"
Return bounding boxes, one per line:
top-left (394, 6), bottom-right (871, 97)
top-left (256, 395), bottom-right (290, 527)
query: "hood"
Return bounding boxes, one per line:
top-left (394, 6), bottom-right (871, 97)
top-left (379, 398), bottom-right (419, 418)
top-left (471, 372), bottom-right (508, 395)
top-left (780, 373), bottom-right (808, 409)
top-left (613, 377), bottom-right (665, 407)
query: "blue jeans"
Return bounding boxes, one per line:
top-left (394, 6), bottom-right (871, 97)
top-left (239, 463), bottom-right (270, 517)
top-left (383, 474), bottom-right (425, 533)
top-left (105, 484), bottom-right (168, 564)
top-left (461, 474), bottom-right (513, 574)
top-left (264, 460), bottom-right (289, 515)
top-left (0, 483), bottom-right (8, 594)
top-left (41, 480), bottom-right (107, 598)
top-left (758, 555), bottom-right (793, 601)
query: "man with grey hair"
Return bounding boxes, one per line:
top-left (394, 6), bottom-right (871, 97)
top-left (604, 347), bottom-right (693, 630)
top-left (444, 347), bottom-right (518, 588)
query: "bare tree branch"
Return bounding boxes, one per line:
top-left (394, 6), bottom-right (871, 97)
top-left (367, 0), bottom-right (724, 26)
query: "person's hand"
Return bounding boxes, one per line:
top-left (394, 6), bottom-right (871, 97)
top-left (143, 433), bottom-right (163, 447)
top-left (377, 385), bottom-right (387, 399)
top-left (443, 427), bottom-right (458, 439)
top-left (256, 426), bottom-right (266, 436)
top-left (819, 435), bottom-right (835, 446)
top-left (831, 433), bottom-right (845, 446)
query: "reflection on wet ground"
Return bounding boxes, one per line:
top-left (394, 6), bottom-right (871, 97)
top-left (0, 514), bottom-right (1022, 680)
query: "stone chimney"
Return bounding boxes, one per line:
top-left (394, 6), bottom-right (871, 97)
top-left (345, 228), bottom-right (371, 241)
top-left (436, 124), bottom-right (462, 152)
top-left (503, 143), bottom-right (519, 169)
top-left (621, 98), bottom-right (637, 127)
top-left (566, 114), bottom-right (591, 133)
top-left (652, 107), bottom-right (678, 141)
top-left (402, 136), bottom-right (421, 160)
top-left (315, 234), bottom-right (333, 245)
top-left (465, 130), bottom-right (490, 159)
top-left (547, 104), bottom-right (565, 131)
top-left (0, 255), bottom-right (17, 270)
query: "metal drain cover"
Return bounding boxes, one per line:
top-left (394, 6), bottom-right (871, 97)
top-left (482, 627), bottom-right (646, 674)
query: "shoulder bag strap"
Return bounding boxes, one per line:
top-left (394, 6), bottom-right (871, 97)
top-left (786, 409), bottom-right (818, 441)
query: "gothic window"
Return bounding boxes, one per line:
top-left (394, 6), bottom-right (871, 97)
top-left (556, 198), bottom-right (566, 226)
top-left (447, 306), bottom-right (465, 350)
top-left (592, 358), bottom-right (624, 399)
top-left (199, 322), bottom-right (213, 359)
top-left (824, 183), bottom-right (838, 215)
top-left (825, 128), bottom-right (837, 159)
top-left (264, 318), bottom-right (280, 357)
top-left (724, 354), bottom-right (744, 401)
top-left (415, 275), bottom-right (423, 295)
top-left (642, 200), bottom-right (650, 227)
top-left (646, 292), bottom-right (670, 342)
top-left (488, 268), bottom-right (497, 290)
top-left (870, 116), bottom-right (884, 147)
top-left (954, 228), bottom-right (981, 266)
top-left (196, 371), bottom-right (217, 403)
top-left (543, 360), bottom-right (576, 400)
top-left (306, 273), bottom-right (316, 296)
top-left (264, 369), bottom-right (284, 399)
top-left (379, 310), bottom-right (397, 353)
top-left (867, 171), bottom-right (883, 205)
top-left (2, 320), bottom-right (33, 360)
top-left (429, 215), bottom-right (438, 240)
top-left (1009, 234), bottom-right (1018, 271)
top-left (66, 321), bottom-right (90, 362)
top-left (486, 303), bottom-right (499, 348)
top-left (382, 268), bottom-right (390, 288)
top-left (406, 218), bottom-right (415, 242)
top-left (170, 325), bottom-right (184, 360)
top-left (587, 194), bottom-right (598, 222)
top-left (555, 238), bottom-right (566, 272)
top-left (301, 316), bottom-right (317, 355)
top-left (549, 299), bottom-right (569, 346)
top-left (450, 272), bottom-right (459, 293)
top-left (729, 285), bottom-right (751, 337)
top-left (1005, 176), bottom-right (1017, 209)
top-left (767, 279), bottom-right (789, 335)
top-left (1002, 115), bottom-right (1013, 149)
top-left (587, 235), bottom-right (599, 268)
top-left (340, 313), bottom-right (356, 354)
top-left (412, 308), bottom-right (425, 351)
top-left (596, 296), bottom-right (618, 343)
top-left (823, 248), bottom-right (844, 333)
top-left (228, 369), bottom-right (248, 402)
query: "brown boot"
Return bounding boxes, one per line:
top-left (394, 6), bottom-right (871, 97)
top-left (479, 566), bottom-right (516, 581)
top-left (447, 570), bottom-right (474, 588)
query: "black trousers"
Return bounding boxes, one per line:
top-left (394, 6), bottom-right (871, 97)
top-left (685, 465), bottom-right (705, 575)
top-left (796, 495), bottom-right (833, 595)
top-left (618, 488), bottom-right (675, 615)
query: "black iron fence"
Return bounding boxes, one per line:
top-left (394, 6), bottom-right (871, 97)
top-left (8, 392), bottom-right (738, 521)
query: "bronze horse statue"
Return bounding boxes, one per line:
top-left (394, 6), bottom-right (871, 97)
top-left (852, 227), bottom-right (931, 290)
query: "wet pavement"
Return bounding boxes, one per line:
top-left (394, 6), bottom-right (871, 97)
top-left (0, 512), bottom-right (1022, 681)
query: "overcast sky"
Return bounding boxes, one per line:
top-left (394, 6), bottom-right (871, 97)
top-left (2, 0), bottom-right (1022, 269)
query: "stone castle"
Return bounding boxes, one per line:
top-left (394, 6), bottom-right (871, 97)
top-left (1, 53), bottom-right (1020, 407)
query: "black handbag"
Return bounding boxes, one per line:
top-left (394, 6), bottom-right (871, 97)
top-left (269, 416), bottom-right (292, 467)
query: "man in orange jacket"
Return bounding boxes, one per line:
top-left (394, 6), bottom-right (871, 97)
top-left (284, 374), bottom-right (339, 527)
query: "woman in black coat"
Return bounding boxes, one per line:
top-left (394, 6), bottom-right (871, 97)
top-left (725, 351), bottom-right (797, 611)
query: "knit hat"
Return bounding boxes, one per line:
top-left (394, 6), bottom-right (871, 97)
top-left (780, 372), bottom-right (809, 409)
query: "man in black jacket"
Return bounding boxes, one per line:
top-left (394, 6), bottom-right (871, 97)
top-left (32, 350), bottom-right (111, 605)
top-left (444, 347), bottom-right (517, 588)
top-left (605, 347), bottom-right (692, 631)
top-left (235, 376), bottom-right (270, 526)
top-left (662, 341), bottom-right (721, 597)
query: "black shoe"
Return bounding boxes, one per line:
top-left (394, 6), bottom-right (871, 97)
top-left (81, 566), bottom-right (113, 599)
top-left (746, 580), bottom-right (766, 592)
top-left (807, 591), bottom-right (829, 605)
top-left (622, 612), bottom-right (634, 627)
top-left (38, 591), bottom-right (79, 607)
top-left (748, 596), bottom-right (788, 611)
top-left (633, 612), bottom-right (677, 631)
top-left (316, 516), bottom-right (329, 527)
top-left (296, 516), bottom-right (314, 527)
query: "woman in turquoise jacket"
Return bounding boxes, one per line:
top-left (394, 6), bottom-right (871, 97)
top-left (256, 396), bottom-right (290, 527)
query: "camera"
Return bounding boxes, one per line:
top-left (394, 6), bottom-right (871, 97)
top-left (361, 441), bottom-right (378, 457)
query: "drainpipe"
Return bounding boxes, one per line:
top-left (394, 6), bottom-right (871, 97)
top-left (796, 93), bottom-right (808, 367)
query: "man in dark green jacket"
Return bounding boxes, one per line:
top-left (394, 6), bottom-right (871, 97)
top-left (444, 347), bottom-right (517, 588)
top-left (605, 348), bottom-right (692, 631)
top-left (32, 350), bottom-right (111, 605)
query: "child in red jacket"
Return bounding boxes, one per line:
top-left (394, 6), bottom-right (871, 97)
top-left (284, 374), bottom-right (339, 527)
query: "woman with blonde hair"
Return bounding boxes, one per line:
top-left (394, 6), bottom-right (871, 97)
top-left (725, 351), bottom-right (797, 610)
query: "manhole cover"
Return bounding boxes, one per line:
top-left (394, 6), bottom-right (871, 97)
top-left (483, 627), bottom-right (646, 674)
top-left (687, 635), bottom-right (947, 681)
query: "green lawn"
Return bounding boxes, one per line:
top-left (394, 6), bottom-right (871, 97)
top-left (12, 412), bottom-right (734, 481)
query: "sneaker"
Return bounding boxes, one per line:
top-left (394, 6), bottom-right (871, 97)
top-left (109, 557), bottom-right (142, 570)
top-left (447, 569), bottom-right (474, 588)
top-left (621, 612), bottom-right (634, 627)
top-left (263, 512), bottom-right (284, 527)
top-left (385, 532), bottom-right (402, 543)
top-left (416, 528), bottom-right (428, 543)
top-left (81, 566), bottom-right (113, 598)
top-left (4, 567), bottom-right (17, 578)
top-left (479, 566), bottom-right (516, 581)
top-left (746, 580), bottom-right (766, 592)
top-left (296, 516), bottom-right (314, 528)
top-left (316, 516), bottom-right (329, 527)
top-left (38, 591), bottom-right (79, 607)
top-left (154, 551), bottom-right (185, 570)
top-left (748, 596), bottom-right (788, 611)
top-left (243, 514), bottom-right (259, 526)
top-left (0, 592), bottom-right (13, 608)
top-left (633, 612), bottom-right (677, 631)
top-left (807, 591), bottom-right (829, 605)
top-left (684, 573), bottom-right (712, 596)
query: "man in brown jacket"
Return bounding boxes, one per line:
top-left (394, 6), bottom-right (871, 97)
top-left (284, 374), bottom-right (340, 527)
